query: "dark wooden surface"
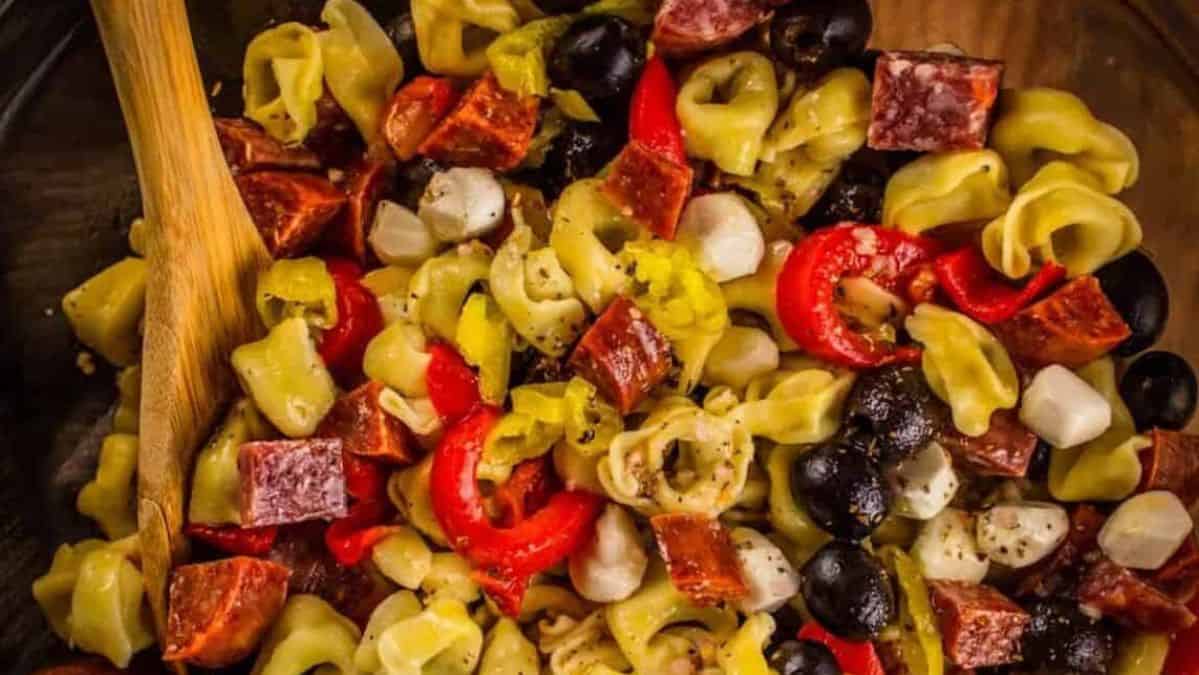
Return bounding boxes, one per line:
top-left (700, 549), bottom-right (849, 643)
top-left (0, 1), bottom-right (1195, 672)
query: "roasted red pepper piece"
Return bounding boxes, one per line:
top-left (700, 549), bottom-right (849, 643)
top-left (629, 55), bottom-right (687, 166)
top-left (933, 246), bottom-right (1066, 324)
top-left (425, 341), bottom-right (482, 425)
top-left (777, 224), bottom-right (942, 369)
top-left (430, 406), bottom-right (605, 616)
top-left (324, 500), bottom-right (401, 567)
top-left (1165, 596), bottom-right (1199, 674)
top-left (382, 76), bottom-right (460, 162)
top-left (184, 523), bottom-right (278, 556)
top-left (318, 258), bottom-right (384, 384)
top-left (797, 622), bottom-right (885, 675)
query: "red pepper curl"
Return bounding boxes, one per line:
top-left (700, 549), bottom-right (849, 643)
top-left (933, 246), bottom-right (1066, 325)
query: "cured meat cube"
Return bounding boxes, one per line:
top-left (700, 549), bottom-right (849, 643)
top-left (868, 51), bottom-right (1004, 152)
top-left (1014, 504), bottom-right (1105, 598)
top-left (601, 140), bottom-right (693, 240)
top-left (651, 0), bottom-right (770, 55)
top-left (383, 76), bottom-right (460, 162)
top-left (239, 438), bottom-right (348, 526)
top-left (650, 513), bottom-right (748, 606)
top-left (570, 296), bottom-right (673, 414)
top-left (322, 158), bottom-right (393, 263)
top-left (994, 276), bottom-right (1131, 369)
top-left (267, 522), bottom-right (394, 625)
top-left (928, 580), bottom-right (1029, 669)
top-left (317, 381), bottom-right (414, 465)
top-left (215, 118), bottom-right (321, 174)
top-left (1151, 534), bottom-right (1199, 603)
top-left (418, 72), bottom-right (538, 171)
top-left (306, 90), bottom-right (364, 168)
top-left (163, 557), bottom-right (290, 668)
top-left (938, 409), bottom-right (1038, 477)
top-left (235, 171), bottom-right (345, 258)
top-left (1077, 557), bottom-right (1196, 633)
top-left (1139, 429), bottom-right (1199, 504)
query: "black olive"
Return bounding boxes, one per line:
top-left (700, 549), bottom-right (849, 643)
top-left (803, 161), bottom-right (887, 229)
top-left (1021, 598), bottom-right (1114, 674)
top-left (548, 15), bottom-right (646, 103)
top-left (1120, 351), bottom-right (1198, 431)
top-left (768, 639), bottom-right (843, 675)
top-left (792, 443), bottom-right (890, 540)
top-left (1027, 440), bottom-right (1051, 482)
top-left (383, 10), bottom-right (423, 78)
top-left (843, 365), bottom-right (945, 465)
top-left (534, 121), bottom-right (626, 197)
top-left (1094, 250), bottom-right (1170, 356)
top-left (769, 0), bottom-right (873, 80)
top-left (533, 0), bottom-right (591, 12)
top-left (768, 603), bottom-right (807, 651)
top-left (394, 157), bottom-right (443, 211)
top-left (801, 541), bottom-right (896, 641)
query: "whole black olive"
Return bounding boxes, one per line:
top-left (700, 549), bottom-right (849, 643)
top-left (548, 15), bottom-right (646, 103)
top-left (769, 0), bottom-right (873, 80)
top-left (768, 603), bottom-right (807, 651)
top-left (383, 11), bottom-right (423, 78)
top-left (1094, 250), bottom-right (1170, 356)
top-left (768, 639), bottom-right (843, 675)
top-left (792, 443), bottom-right (890, 540)
top-left (535, 122), bottom-right (626, 197)
top-left (1120, 351), bottom-right (1198, 431)
top-left (844, 365), bottom-right (945, 465)
top-left (533, 0), bottom-right (591, 12)
top-left (803, 161), bottom-right (887, 229)
top-left (1021, 598), bottom-right (1114, 674)
top-left (1027, 440), bottom-right (1051, 482)
top-left (801, 541), bottom-right (896, 641)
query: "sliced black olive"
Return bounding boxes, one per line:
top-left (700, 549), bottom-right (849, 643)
top-left (769, 0), bottom-right (873, 80)
top-left (792, 443), bottom-right (890, 540)
top-left (533, 121), bottom-right (626, 197)
top-left (1094, 250), bottom-right (1170, 356)
top-left (548, 15), bottom-right (646, 103)
top-left (1120, 351), bottom-right (1198, 431)
top-left (383, 10), bottom-right (423, 78)
top-left (803, 160), bottom-right (888, 229)
top-left (768, 639), bottom-right (843, 675)
top-left (533, 0), bottom-right (591, 12)
top-left (1021, 598), bottom-right (1114, 674)
top-left (843, 365), bottom-right (945, 465)
top-left (394, 157), bottom-right (444, 211)
top-left (801, 541), bottom-right (896, 641)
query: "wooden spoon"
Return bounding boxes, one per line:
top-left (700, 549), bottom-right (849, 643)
top-left (90, 0), bottom-right (270, 644)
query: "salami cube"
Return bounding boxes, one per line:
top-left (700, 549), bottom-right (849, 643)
top-left (317, 381), bottom-right (414, 465)
top-left (214, 118), bottom-right (321, 174)
top-left (163, 557), bottom-right (291, 668)
top-left (267, 522), bottom-right (394, 624)
top-left (868, 51), bottom-right (1004, 152)
top-left (383, 76), bottom-right (460, 162)
top-left (1139, 429), bottom-right (1199, 504)
top-left (235, 171), bottom-right (346, 258)
top-left (1151, 534), bottom-right (1199, 603)
top-left (570, 296), bottom-right (674, 414)
top-left (928, 580), bottom-right (1029, 669)
top-left (601, 140), bottom-right (693, 240)
top-left (418, 72), bottom-right (539, 171)
top-left (938, 409), bottom-right (1038, 477)
top-left (651, 0), bottom-right (770, 56)
top-left (322, 158), bottom-right (393, 263)
top-left (650, 513), bottom-right (748, 606)
top-left (994, 276), bottom-right (1130, 369)
top-left (1014, 504), bottom-right (1105, 598)
top-left (239, 438), bottom-right (348, 526)
top-left (1078, 557), bottom-right (1196, 633)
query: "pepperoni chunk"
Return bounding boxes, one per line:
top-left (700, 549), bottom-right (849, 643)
top-left (163, 557), bottom-right (290, 668)
top-left (994, 276), bottom-right (1131, 369)
top-left (601, 140), bottom-right (694, 240)
top-left (306, 90), bottom-right (364, 168)
top-left (215, 118), bottom-right (321, 174)
top-left (239, 439), bottom-right (349, 527)
top-left (1151, 534), bottom-right (1199, 603)
top-left (1139, 429), bottom-right (1199, 504)
top-left (650, 513), bottom-right (748, 606)
top-left (928, 580), bottom-right (1029, 669)
top-left (383, 76), bottom-right (460, 162)
top-left (317, 381), bottom-right (414, 465)
top-left (268, 522), bottom-right (394, 625)
top-left (1077, 557), bottom-right (1196, 633)
top-left (323, 159), bottom-right (393, 263)
top-left (1014, 504), bottom-right (1105, 598)
top-left (938, 409), bottom-right (1038, 477)
top-left (652, 0), bottom-right (770, 55)
top-left (235, 171), bottom-right (346, 258)
top-left (570, 296), bottom-right (673, 413)
top-left (419, 72), bottom-right (539, 171)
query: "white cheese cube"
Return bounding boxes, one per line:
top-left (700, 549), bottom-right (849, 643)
top-left (912, 508), bottom-right (990, 583)
top-left (568, 504), bottom-right (648, 603)
top-left (890, 441), bottom-right (960, 520)
top-left (369, 200), bottom-right (440, 265)
top-left (976, 501), bottom-right (1069, 568)
top-left (676, 193), bottom-right (765, 283)
top-left (1099, 491), bottom-right (1194, 570)
top-left (730, 528), bottom-right (800, 614)
top-left (418, 168), bottom-right (505, 243)
top-left (1020, 365), bottom-right (1112, 448)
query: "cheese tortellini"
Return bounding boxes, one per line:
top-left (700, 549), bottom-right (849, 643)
top-left (762, 67), bottom-right (871, 164)
top-left (76, 433), bottom-right (138, 540)
top-left (539, 610), bottom-right (630, 675)
top-left (408, 242), bottom-right (494, 342)
top-left (549, 179), bottom-right (640, 312)
top-left (412, 0), bottom-right (521, 77)
top-left (721, 240), bottom-right (797, 351)
top-left (728, 148), bottom-right (842, 231)
top-left (355, 591), bottom-right (423, 674)
top-left (981, 161), bottom-right (1142, 279)
top-left (377, 598), bottom-right (484, 675)
top-left (479, 618), bottom-right (541, 675)
top-left (188, 399), bottom-right (274, 526)
top-left (372, 527), bottom-right (434, 590)
top-left (905, 304), bottom-right (1019, 438)
top-left (677, 52), bottom-right (779, 176)
top-left (252, 595), bottom-right (361, 675)
top-left (492, 224), bottom-right (587, 356)
top-left (389, 455), bottom-right (448, 546)
top-left (320, 0), bottom-right (404, 145)
top-left (731, 357), bottom-right (855, 445)
top-left (717, 614), bottom-right (776, 675)
top-left (231, 317), bottom-right (337, 438)
top-left (883, 150), bottom-right (1013, 234)
top-left (243, 23), bottom-right (324, 144)
top-left (61, 257), bottom-right (147, 367)
top-left (364, 319), bottom-right (433, 398)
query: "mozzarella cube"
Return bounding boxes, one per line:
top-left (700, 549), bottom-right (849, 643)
top-left (568, 505), bottom-right (648, 603)
top-left (1020, 365), bottom-right (1112, 448)
top-left (369, 200), bottom-right (441, 265)
top-left (976, 501), bottom-right (1069, 568)
top-left (418, 168), bottom-right (505, 243)
top-left (703, 326), bottom-right (781, 390)
top-left (676, 193), bottom-right (765, 282)
top-left (890, 441), bottom-right (959, 520)
top-left (1099, 491), bottom-right (1194, 570)
top-left (912, 508), bottom-right (990, 583)
top-left (730, 528), bottom-right (800, 614)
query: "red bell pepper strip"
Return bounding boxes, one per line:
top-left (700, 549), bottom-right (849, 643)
top-left (324, 500), bottom-right (402, 567)
top-left (798, 622), bottom-right (885, 675)
top-left (184, 523), bottom-right (278, 556)
top-left (426, 341), bottom-right (482, 425)
top-left (430, 406), bottom-right (605, 616)
top-left (319, 258), bottom-right (384, 383)
top-left (933, 246), bottom-right (1066, 325)
top-left (629, 55), bottom-right (687, 166)
top-left (776, 224), bottom-right (942, 369)
top-left (343, 451), bottom-right (387, 502)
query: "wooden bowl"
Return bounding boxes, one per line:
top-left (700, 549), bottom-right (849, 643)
top-left (0, 0), bottom-right (1194, 672)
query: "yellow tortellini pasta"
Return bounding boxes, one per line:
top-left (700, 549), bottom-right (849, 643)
top-left (539, 611), bottom-right (630, 675)
top-left (518, 584), bottom-right (591, 624)
top-left (457, 292), bottom-right (514, 404)
top-left (412, 0), bottom-right (521, 77)
top-left (480, 618), bottom-right (541, 675)
top-left (677, 52), bottom-right (779, 176)
top-left (716, 614), bottom-right (775, 675)
top-left (365, 319), bottom-right (431, 398)
top-left (423, 552), bottom-right (482, 604)
top-left (113, 365), bottom-right (141, 434)
top-left (549, 179), bottom-right (640, 312)
top-left (320, 0), bottom-right (404, 145)
top-left (766, 444), bottom-right (830, 550)
top-left (492, 224), bottom-right (587, 356)
top-left (882, 150), bottom-right (1013, 234)
top-left (389, 455), bottom-right (449, 545)
top-left (487, 15), bottom-right (572, 97)
top-left (990, 87), bottom-right (1140, 194)
top-left (1111, 633), bottom-right (1170, 675)
top-left (1049, 357), bottom-right (1147, 502)
top-left (380, 387), bottom-right (444, 438)
top-left (408, 242), bottom-right (494, 342)
top-left (256, 257), bottom-right (338, 330)
top-left (371, 526), bottom-right (433, 590)
top-left (76, 433), bottom-right (138, 540)
top-left (599, 399), bottom-right (754, 517)
top-left (231, 317), bottom-right (337, 438)
top-left (253, 595), bottom-right (361, 675)
top-left (762, 67), bottom-right (870, 164)
top-left (731, 356), bottom-right (855, 445)
top-left (905, 304), bottom-right (1019, 438)
top-left (981, 161), bottom-right (1142, 279)
top-left (728, 148), bottom-right (841, 231)
top-left (721, 240), bottom-right (797, 351)
top-left (243, 23), bottom-right (324, 144)
top-left (188, 399), bottom-right (274, 525)
top-left (62, 257), bottom-right (147, 367)
top-left (378, 597), bottom-right (485, 675)
top-left (355, 591), bottom-right (423, 674)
